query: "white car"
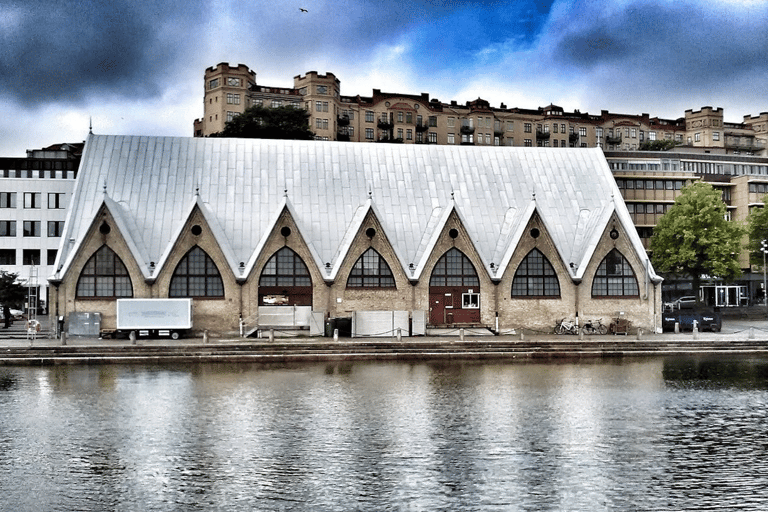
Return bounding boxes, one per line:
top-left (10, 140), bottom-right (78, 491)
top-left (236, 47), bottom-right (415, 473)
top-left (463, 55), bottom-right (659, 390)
top-left (0, 306), bottom-right (24, 319)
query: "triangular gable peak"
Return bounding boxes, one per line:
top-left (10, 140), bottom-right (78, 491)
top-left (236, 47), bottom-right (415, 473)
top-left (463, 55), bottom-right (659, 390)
top-left (150, 195), bottom-right (240, 283)
top-left (242, 198), bottom-right (326, 282)
top-left (328, 199), bottom-right (409, 282)
top-left (411, 202), bottom-right (489, 282)
top-left (571, 204), bottom-right (614, 281)
top-left (572, 198), bottom-right (660, 283)
top-left (51, 196), bottom-right (151, 282)
top-left (495, 203), bottom-right (574, 283)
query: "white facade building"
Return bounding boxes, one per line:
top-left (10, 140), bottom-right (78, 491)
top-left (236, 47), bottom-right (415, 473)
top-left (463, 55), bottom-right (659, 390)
top-left (0, 143), bottom-right (81, 313)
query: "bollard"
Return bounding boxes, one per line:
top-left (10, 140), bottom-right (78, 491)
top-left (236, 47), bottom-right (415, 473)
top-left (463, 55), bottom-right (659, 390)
top-left (60, 332), bottom-right (67, 346)
top-left (333, 328), bottom-right (339, 342)
top-left (674, 322), bottom-right (680, 334)
top-left (520, 331), bottom-right (524, 341)
top-left (268, 328), bottom-right (274, 343)
top-left (460, 328), bottom-right (465, 342)
top-left (396, 327), bottom-right (402, 342)
top-left (204, 330), bottom-right (209, 343)
top-left (750, 327), bottom-right (755, 340)
top-left (129, 330), bottom-right (137, 345)
top-left (579, 328), bottom-right (584, 340)
top-left (636, 327), bottom-right (643, 340)
top-left (692, 321), bottom-right (698, 340)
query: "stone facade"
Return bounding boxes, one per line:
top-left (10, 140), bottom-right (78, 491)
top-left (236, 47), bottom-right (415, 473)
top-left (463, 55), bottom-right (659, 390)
top-left (50, 135), bottom-right (662, 337)
top-left (194, 62), bottom-right (766, 157)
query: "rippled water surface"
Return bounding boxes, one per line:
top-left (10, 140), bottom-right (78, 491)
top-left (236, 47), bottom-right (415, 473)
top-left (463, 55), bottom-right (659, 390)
top-left (1, 357), bottom-right (768, 511)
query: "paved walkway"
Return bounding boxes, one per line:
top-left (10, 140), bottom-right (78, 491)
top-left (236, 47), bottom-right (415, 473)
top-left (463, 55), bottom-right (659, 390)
top-left (1, 317), bottom-right (768, 349)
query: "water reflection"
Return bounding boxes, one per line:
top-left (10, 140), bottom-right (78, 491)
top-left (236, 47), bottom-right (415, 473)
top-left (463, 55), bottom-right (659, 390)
top-left (1, 357), bottom-right (767, 511)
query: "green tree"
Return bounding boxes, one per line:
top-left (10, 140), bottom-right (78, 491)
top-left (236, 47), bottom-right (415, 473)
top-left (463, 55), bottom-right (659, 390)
top-left (650, 182), bottom-right (745, 303)
top-left (0, 271), bottom-right (27, 328)
top-left (214, 105), bottom-right (315, 140)
top-left (638, 139), bottom-right (678, 151)
top-left (746, 196), bottom-right (768, 266)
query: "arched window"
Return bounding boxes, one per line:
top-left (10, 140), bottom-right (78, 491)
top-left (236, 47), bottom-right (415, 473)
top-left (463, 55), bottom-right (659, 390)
top-left (592, 249), bottom-right (639, 297)
top-left (259, 247), bottom-right (311, 287)
top-left (512, 248), bottom-right (560, 297)
top-left (347, 248), bottom-right (395, 288)
top-left (169, 246), bottom-right (224, 297)
top-left (429, 248), bottom-right (479, 287)
top-left (76, 245), bottom-right (133, 298)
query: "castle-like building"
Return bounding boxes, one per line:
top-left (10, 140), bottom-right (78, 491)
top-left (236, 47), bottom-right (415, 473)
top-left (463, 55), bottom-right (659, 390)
top-left (193, 63), bottom-right (767, 156)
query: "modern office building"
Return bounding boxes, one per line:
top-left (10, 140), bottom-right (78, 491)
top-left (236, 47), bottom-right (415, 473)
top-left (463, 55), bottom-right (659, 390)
top-left (0, 142), bottom-right (82, 313)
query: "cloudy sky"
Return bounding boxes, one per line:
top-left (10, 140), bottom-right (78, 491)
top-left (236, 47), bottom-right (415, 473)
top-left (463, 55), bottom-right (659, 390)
top-left (1, 0), bottom-right (766, 155)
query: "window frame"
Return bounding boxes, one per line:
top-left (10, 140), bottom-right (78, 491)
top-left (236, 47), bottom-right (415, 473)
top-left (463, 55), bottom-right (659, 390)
top-left (511, 248), bottom-right (561, 298)
top-left (346, 248), bottom-right (396, 289)
top-left (591, 249), bottom-right (639, 298)
top-left (75, 245), bottom-right (133, 299)
top-left (169, 246), bottom-right (225, 298)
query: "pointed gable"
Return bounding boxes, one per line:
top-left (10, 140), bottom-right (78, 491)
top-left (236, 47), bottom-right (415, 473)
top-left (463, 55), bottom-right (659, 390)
top-left (53, 134), bottom-right (659, 284)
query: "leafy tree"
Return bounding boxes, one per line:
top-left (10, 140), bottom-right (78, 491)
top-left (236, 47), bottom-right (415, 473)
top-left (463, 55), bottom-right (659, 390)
top-left (0, 271), bottom-right (27, 328)
top-left (650, 182), bottom-right (745, 303)
top-left (746, 196), bottom-right (768, 266)
top-left (214, 105), bottom-right (315, 140)
top-left (638, 139), bottom-right (678, 151)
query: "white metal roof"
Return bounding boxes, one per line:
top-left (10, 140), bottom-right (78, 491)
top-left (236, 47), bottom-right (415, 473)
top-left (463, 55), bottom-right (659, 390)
top-left (53, 134), bottom-right (658, 283)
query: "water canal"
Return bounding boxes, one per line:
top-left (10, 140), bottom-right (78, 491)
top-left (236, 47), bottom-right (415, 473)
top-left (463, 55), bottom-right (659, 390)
top-left (1, 356), bottom-right (767, 511)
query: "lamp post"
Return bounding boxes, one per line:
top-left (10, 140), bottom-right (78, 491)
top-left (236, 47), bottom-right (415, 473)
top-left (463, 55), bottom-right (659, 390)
top-left (762, 239), bottom-right (768, 317)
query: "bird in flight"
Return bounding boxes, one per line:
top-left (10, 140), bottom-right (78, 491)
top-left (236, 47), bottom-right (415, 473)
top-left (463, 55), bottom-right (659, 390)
top-left (300, 8), bottom-right (308, 12)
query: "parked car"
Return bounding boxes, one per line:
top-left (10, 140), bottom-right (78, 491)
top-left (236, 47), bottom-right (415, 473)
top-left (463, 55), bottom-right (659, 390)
top-left (664, 296), bottom-right (697, 311)
top-left (0, 306), bottom-right (24, 320)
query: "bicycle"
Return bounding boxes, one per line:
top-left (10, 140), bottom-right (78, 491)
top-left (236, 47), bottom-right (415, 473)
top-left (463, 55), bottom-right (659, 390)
top-left (581, 318), bottom-right (608, 335)
top-left (555, 318), bottom-right (579, 335)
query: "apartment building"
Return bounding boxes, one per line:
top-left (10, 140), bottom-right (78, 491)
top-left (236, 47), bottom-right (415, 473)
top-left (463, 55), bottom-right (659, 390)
top-left (0, 143), bottom-right (82, 313)
top-left (193, 63), bottom-right (767, 157)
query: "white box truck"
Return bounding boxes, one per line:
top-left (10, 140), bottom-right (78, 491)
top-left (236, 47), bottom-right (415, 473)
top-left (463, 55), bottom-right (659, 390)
top-left (113, 298), bottom-right (193, 339)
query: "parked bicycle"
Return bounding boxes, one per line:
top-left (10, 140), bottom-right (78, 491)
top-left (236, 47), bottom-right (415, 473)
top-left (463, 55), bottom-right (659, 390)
top-left (555, 318), bottom-right (579, 335)
top-left (581, 318), bottom-right (608, 335)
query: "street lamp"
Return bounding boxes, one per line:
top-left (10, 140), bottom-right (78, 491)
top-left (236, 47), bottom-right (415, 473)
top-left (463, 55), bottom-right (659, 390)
top-left (762, 239), bottom-right (768, 317)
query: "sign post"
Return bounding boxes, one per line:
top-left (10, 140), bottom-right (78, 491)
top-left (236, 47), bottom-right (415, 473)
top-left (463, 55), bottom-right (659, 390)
top-left (762, 239), bottom-right (767, 317)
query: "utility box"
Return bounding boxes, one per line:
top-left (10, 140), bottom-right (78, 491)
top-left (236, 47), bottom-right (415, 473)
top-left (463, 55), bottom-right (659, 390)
top-left (67, 312), bottom-right (102, 336)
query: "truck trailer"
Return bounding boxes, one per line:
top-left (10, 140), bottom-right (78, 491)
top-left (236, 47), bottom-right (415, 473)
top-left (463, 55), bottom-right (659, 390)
top-left (110, 298), bottom-right (193, 339)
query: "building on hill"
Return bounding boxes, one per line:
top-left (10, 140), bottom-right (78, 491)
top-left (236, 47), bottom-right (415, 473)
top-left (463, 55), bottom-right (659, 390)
top-left (49, 134), bottom-right (662, 337)
top-left (0, 142), bottom-right (83, 314)
top-left (193, 63), bottom-right (767, 158)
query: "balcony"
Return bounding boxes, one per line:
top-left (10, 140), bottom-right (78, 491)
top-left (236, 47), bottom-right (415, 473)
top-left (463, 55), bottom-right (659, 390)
top-left (416, 122), bottom-right (429, 133)
top-left (724, 136), bottom-right (765, 153)
top-left (377, 120), bottom-right (393, 130)
top-left (569, 133), bottom-right (580, 144)
top-left (337, 115), bottom-right (350, 127)
top-left (605, 135), bottom-right (622, 145)
top-left (536, 130), bottom-right (550, 140)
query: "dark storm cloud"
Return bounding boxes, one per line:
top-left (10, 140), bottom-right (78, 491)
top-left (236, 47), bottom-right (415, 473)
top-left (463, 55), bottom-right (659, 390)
top-left (0, 0), bottom-right (204, 105)
top-left (552, 1), bottom-right (768, 87)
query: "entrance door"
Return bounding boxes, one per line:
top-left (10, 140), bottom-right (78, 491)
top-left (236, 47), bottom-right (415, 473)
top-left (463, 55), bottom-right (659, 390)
top-left (430, 292), bottom-right (453, 325)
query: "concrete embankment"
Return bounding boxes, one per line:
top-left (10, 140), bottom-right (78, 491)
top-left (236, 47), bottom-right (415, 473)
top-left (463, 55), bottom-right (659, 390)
top-left (2, 335), bottom-right (768, 366)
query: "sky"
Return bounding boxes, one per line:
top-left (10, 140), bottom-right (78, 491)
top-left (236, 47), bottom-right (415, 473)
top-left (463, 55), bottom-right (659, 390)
top-left (1, 0), bottom-right (766, 155)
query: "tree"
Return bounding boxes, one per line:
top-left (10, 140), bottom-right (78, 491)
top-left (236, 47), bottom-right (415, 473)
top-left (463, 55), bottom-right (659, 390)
top-left (746, 197), bottom-right (768, 266)
top-left (0, 271), bottom-right (27, 328)
top-left (649, 182), bottom-right (745, 303)
top-left (214, 105), bottom-right (315, 140)
top-left (639, 139), bottom-right (678, 151)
